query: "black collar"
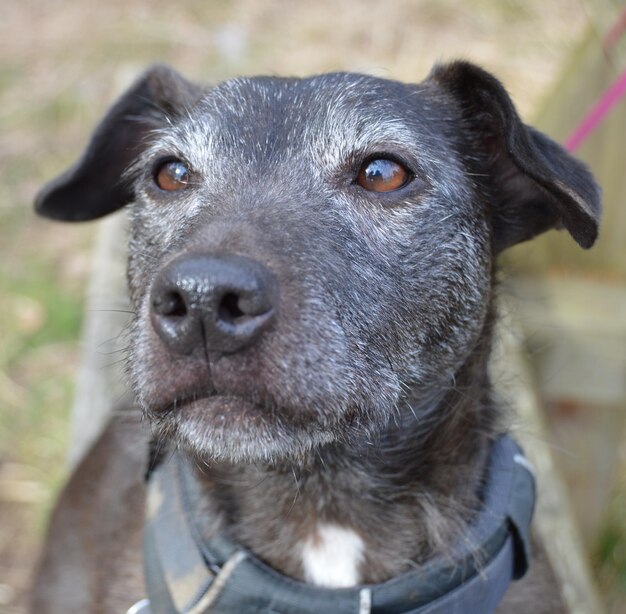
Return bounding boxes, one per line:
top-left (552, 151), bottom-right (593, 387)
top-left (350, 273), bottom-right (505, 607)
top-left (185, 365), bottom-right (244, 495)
top-left (135, 434), bottom-right (535, 614)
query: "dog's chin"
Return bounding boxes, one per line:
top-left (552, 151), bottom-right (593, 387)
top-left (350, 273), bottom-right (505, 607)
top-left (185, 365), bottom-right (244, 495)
top-left (148, 394), bottom-right (340, 464)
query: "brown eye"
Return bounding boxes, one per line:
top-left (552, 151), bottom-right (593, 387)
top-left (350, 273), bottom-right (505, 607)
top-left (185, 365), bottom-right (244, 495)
top-left (154, 160), bottom-right (191, 191)
top-left (357, 158), bottom-right (411, 192)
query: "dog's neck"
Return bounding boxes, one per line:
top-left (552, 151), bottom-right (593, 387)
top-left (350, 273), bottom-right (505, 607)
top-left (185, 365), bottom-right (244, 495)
top-left (182, 341), bottom-right (499, 587)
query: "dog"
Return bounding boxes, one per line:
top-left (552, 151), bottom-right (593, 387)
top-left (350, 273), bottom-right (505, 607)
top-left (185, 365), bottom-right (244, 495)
top-left (30, 62), bottom-right (600, 613)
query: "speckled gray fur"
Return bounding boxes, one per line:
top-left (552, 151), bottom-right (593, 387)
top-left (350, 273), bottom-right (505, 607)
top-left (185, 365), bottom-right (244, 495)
top-left (32, 62), bottom-right (600, 610)
top-left (124, 73), bottom-right (492, 467)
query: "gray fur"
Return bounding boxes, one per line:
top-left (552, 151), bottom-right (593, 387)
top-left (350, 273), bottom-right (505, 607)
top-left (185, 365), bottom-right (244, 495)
top-left (126, 73), bottom-right (492, 466)
top-left (31, 62), bottom-right (600, 612)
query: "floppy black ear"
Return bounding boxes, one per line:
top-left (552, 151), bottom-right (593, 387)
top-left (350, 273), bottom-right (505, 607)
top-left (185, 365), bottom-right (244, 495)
top-left (430, 61), bottom-right (601, 251)
top-left (35, 64), bottom-right (202, 221)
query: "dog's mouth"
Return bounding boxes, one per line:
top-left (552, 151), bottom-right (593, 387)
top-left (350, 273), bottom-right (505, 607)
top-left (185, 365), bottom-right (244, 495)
top-left (149, 390), bottom-right (337, 463)
top-left (155, 391), bottom-right (280, 424)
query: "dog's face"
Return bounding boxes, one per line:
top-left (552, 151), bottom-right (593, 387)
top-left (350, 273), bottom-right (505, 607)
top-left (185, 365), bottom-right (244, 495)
top-left (36, 63), bottom-right (600, 463)
top-left (125, 73), bottom-right (495, 463)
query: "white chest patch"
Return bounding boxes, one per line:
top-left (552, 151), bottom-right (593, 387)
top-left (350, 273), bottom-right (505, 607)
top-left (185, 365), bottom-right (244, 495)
top-left (301, 523), bottom-right (365, 588)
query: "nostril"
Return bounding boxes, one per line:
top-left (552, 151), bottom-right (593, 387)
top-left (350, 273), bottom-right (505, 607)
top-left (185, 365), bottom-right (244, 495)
top-left (218, 292), bottom-right (245, 323)
top-left (151, 254), bottom-right (277, 355)
top-left (153, 290), bottom-right (188, 318)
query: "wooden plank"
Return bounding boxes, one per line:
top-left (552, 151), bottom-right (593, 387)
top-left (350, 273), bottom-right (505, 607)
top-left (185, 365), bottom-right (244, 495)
top-left (503, 276), bottom-right (626, 548)
top-left (492, 299), bottom-right (605, 613)
top-left (67, 211), bottom-right (131, 468)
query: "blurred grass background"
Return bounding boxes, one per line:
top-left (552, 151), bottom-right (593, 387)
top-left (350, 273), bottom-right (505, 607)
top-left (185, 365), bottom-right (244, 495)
top-left (0, 1), bottom-right (624, 612)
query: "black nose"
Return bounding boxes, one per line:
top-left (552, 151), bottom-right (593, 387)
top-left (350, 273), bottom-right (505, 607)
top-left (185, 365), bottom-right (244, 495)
top-left (150, 254), bottom-right (278, 355)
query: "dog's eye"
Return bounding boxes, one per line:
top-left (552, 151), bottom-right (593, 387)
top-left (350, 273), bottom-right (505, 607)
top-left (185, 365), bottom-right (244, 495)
top-left (154, 160), bottom-right (191, 191)
top-left (357, 158), bottom-right (412, 192)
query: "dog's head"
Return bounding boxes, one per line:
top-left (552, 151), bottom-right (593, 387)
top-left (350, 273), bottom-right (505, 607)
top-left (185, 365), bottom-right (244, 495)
top-left (36, 63), bottom-right (600, 463)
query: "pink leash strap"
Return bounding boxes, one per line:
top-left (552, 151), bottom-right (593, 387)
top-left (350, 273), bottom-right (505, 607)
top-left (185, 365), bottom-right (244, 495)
top-left (565, 8), bottom-right (626, 153)
top-left (565, 67), bottom-right (626, 153)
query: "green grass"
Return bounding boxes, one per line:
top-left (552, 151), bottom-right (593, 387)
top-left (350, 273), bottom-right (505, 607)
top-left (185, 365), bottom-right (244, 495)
top-left (0, 257), bottom-right (84, 526)
top-left (2, 269), bottom-right (82, 361)
top-left (595, 486), bottom-right (626, 611)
